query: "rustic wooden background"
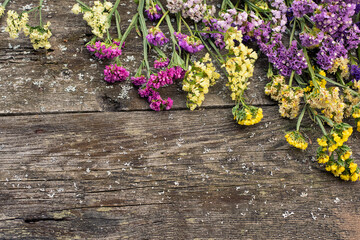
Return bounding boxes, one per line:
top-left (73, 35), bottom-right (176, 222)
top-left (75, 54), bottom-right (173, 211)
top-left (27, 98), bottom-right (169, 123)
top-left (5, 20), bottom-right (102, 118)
top-left (0, 0), bottom-right (359, 239)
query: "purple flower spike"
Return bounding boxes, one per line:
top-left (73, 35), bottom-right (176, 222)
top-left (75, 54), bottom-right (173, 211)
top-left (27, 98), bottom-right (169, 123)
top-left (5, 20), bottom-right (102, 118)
top-left (154, 58), bottom-right (170, 69)
top-left (145, 2), bottom-right (163, 21)
top-left (146, 27), bottom-right (169, 46)
top-left (174, 32), bottom-right (204, 53)
top-left (87, 41), bottom-right (122, 59)
top-left (104, 64), bottom-right (129, 83)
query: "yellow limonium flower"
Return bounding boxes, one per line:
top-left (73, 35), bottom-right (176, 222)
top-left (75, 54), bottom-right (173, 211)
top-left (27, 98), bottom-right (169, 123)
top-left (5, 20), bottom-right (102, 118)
top-left (233, 105), bottom-right (263, 126)
top-left (183, 54), bottom-right (220, 111)
top-left (284, 131), bottom-right (308, 150)
top-left (0, 6), bottom-right (5, 18)
top-left (5, 10), bottom-right (28, 39)
top-left (25, 22), bottom-right (52, 49)
top-left (72, 1), bottom-right (112, 38)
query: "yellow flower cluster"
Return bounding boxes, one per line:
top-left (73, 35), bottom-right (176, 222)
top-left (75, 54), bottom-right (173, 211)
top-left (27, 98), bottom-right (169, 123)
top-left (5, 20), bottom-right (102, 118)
top-left (5, 10), bottom-right (28, 39)
top-left (182, 54), bottom-right (220, 110)
top-left (265, 75), bottom-right (304, 119)
top-left (304, 70), bottom-right (327, 93)
top-left (316, 123), bottom-right (359, 181)
top-left (325, 160), bottom-right (359, 182)
top-left (352, 107), bottom-right (360, 132)
top-left (72, 1), bottom-right (113, 38)
top-left (307, 86), bottom-right (345, 123)
top-left (233, 104), bottom-right (263, 126)
top-left (285, 131), bottom-right (308, 150)
top-left (328, 57), bottom-right (350, 79)
top-left (223, 27), bottom-right (257, 102)
top-left (328, 127), bottom-right (352, 152)
top-left (25, 22), bottom-right (52, 49)
top-left (0, 6), bottom-right (5, 19)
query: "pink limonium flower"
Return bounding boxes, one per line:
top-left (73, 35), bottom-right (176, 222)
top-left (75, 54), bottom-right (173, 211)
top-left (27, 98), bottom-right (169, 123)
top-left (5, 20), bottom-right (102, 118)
top-left (174, 32), bottom-right (204, 53)
top-left (149, 94), bottom-right (173, 111)
top-left (145, 1), bottom-right (163, 21)
top-left (104, 64), bottom-right (129, 83)
top-left (131, 75), bottom-right (147, 86)
top-left (154, 58), bottom-right (170, 69)
top-left (146, 26), bottom-right (169, 46)
top-left (87, 41), bottom-right (122, 59)
top-left (135, 66), bottom-right (186, 111)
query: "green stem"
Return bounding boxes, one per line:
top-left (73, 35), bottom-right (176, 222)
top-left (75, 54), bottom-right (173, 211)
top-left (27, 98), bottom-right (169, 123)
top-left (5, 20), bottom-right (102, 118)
top-left (181, 16), bottom-right (193, 35)
top-left (221, 0), bottom-right (227, 11)
top-left (296, 105), bottom-right (307, 131)
top-left (39, 0), bottom-right (43, 27)
top-left (208, 39), bottom-right (225, 63)
top-left (315, 73), bottom-right (360, 97)
top-left (115, 10), bottom-right (122, 39)
top-left (22, 6), bottom-right (40, 15)
top-left (303, 48), bottom-right (319, 88)
top-left (316, 116), bottom-right (328, 136)
top-left (185, 53), bottom-right (190, 70)
top-left (289, 71), bottom-right (295, 87)
top-left (336, 72), bottom-right (346, 86)
top-left (177, 13), bottom-right (181, 32)
top-left (106, 29), bottom-right (111, 41)
top-left (120, 13), bottom-right (138, 47)
top-left (153, 46), bottom-right (167, 59)
top-left (289, 19), bottom-right (296, 45)
top-left (76, 0), bottom-right (90, 10)
top-left (138, 0), bottom-right (150, 76)
top-left (2, 0), bottom-right (11, 7)
top-left (108, 0), bottom-right (121, 21)
top-left (155, 10), bottom-right (169, 28)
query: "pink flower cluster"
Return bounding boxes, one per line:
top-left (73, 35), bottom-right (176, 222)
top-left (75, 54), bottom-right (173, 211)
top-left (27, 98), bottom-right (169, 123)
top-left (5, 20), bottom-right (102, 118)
top-left (132, 66), bottom-right (186, 111)
top-left (87, 41), bottom-right (122, 59)
top-left (104, 64), bottom-right (130, 83)
top-left (154, 58), bottom-right (170, 69)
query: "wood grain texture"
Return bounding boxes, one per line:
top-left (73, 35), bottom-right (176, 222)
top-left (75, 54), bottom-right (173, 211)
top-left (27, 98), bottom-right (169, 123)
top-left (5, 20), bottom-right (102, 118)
top-left (0, 107), bottom-right (359, 239)
top-left (0, 0), bottom-right (272, 114)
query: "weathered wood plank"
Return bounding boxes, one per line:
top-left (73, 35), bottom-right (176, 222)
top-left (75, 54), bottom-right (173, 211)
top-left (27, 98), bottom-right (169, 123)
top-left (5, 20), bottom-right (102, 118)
top-left (0, 107), bottom-right (359, 239)
top-left (0, 0), bottom-right (272, 114)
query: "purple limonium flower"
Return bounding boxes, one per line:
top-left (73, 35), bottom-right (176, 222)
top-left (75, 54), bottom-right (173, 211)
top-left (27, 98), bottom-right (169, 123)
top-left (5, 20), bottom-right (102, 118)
top-left (145, 1), bottom-right (163, 21)
top-left (174, 32), bottom-right (204, 53)
top-left (131, 75), bottom-right (147, 86)
top-left (202, 17), bottom-right (226, 49)
top-left (104, 64), bottom-right (129, 83)
top-left (299, 31), bottom-right (324, 48)
top-left (146, 27), bottom-right (169, 46)
top-left (311, 2), bottom-right (356, 38)
top-left (291, 0), bottom-right (318, 18)
top-left (259, 34), bottom-right (307, 76)
top-left (349, 64), bottom-right (360, 82)
top-left (316, 36), bottom-right (347, 70)
top-left (87, 41), bottom-right (122, 59)
top-left (154, 58), bottom-right (170, 69)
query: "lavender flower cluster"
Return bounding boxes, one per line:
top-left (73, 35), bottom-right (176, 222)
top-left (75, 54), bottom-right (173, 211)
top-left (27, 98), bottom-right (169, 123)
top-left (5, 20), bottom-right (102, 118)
top-left (145, 1), bottom-right (163, 21)
top-left (174, 32), bottom-right (204, 53)
top-left (146, 27), bottom-right (169, 46)
top-left (259, 34), bottom-right (307, 76)
top-left (292, 0), bottom-right (318, 18)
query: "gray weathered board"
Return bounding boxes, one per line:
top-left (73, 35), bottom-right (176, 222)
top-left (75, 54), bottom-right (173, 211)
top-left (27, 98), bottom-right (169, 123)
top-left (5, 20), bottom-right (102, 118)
top-left (0, 0), bottom-right (359, 239)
